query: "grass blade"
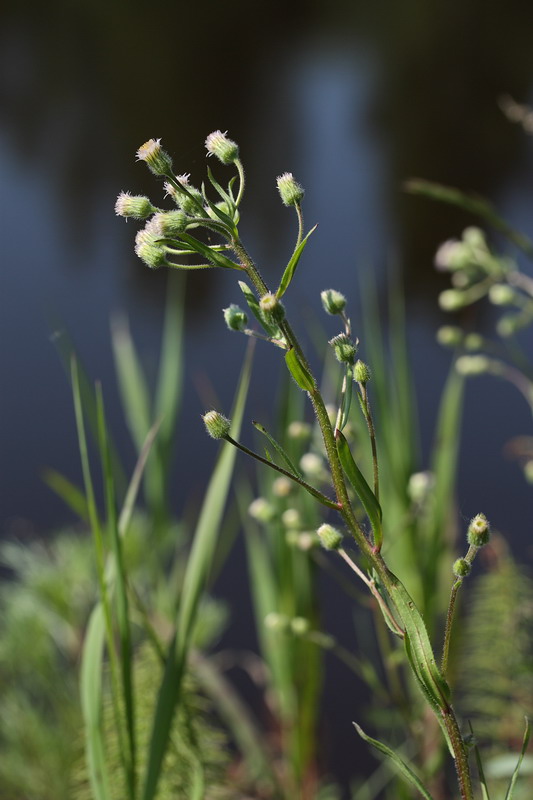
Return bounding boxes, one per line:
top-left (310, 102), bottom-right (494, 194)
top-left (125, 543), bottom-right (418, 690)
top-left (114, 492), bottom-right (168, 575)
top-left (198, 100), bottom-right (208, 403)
top-left (504, 717), bottom-right (531, 800)
top-left (141, 344), bottom-right (254, 800)
top-left (153, 275), bottom-right (184, 465)
top-left (42, 468), bottom-right (89, 521)
top-left (353, 723), bottom-right (436, 800)
top-left (111, 315), bottom-right (151, 452)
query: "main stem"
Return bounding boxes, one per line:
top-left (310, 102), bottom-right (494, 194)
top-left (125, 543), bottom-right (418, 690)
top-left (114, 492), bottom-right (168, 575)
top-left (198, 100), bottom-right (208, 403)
top-left (232, 237), bottom-right (473, 800)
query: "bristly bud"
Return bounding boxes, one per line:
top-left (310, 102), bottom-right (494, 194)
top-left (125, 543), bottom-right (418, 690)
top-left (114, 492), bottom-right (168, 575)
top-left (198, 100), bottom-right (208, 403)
top-left (202, 410), bottom-right (231, 439)
top-left (134, 225), bottom-right (170, 269)
top-left (453, 558), bottom-right (471, 578)
top-left (115, 191), bottom-right (156, 220)
top-left (259, 292), bottom-right (285, 322)
top-left (329, 333), bottom-right (357, 364)
top-left (321, 289), bottom-right (346, 315)
top-left (150, 210), bottom-right (189, 238)
top-left (205, 130), bottom-right (239, 165)
top-left (467, 513), bottom-right (490, 547)
top-left (165, 176), bottom-right (203, 215)
top-left (489, 284), bottom-right (516, 306)
top-left (354, 360), bottom-right (371, 384)
top-left (276, 172), bottom-right (305, 207)
top-left (248, 497), bottom-right (276, 523)
top-left (317, 523), bottom-right (343, 551)
top-left (436, 326), bottom-right (463, 347)
top-left (223, 304), bottom-right (248, 331)
top-left (136, 139), bottom-right (173, 176)
top-left (438, 289), bottom-right (469, 311)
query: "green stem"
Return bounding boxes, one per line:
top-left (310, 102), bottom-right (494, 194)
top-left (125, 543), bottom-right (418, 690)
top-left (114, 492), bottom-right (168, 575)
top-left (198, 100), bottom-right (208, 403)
top-left (360, 383), bottom-right (380, 502)
top-left (235, 159), bottom-right (246, 207)
top-left (295, 203), bottom-right (304, 248)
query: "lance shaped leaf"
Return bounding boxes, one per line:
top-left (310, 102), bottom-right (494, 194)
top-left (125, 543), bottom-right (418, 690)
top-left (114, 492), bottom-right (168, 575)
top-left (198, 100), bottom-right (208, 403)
top-left (276, 225), bottom-right (317, 299)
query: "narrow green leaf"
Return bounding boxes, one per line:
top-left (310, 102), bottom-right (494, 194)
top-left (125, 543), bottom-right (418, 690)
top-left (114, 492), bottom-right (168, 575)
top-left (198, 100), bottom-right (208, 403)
top-left (206, 166), bottom-right (233, 206)
top-left (338, 364), bottom-right (354, 432)
top-left (238, 281), bottom-right (282, 338)
top-left (80, 604), bottom-right (112, 800)
top-left (42, 468), bottom-right (89, 521)
top-left (141, 345), bottom-right (254, 800)
top-left (111, 315), bottom-right (151, 452)
top-left (179, 232), bottom-right (241, 269)
top-left (202, 190), bottom-right (236, 232)
top-left (504, 717), bottom-right (531, 800)
top-left (353, 723), bottom-right (435, 800)
top-left (336, 429), bottom-right (382, 548)
top-left (252, 420), bottom-right (302, 477)
top-left (285, 348), bottom-right (315, 392)
top-left (468, 722), bottom-right (491, 800)
top-left (276, 224), bottom-right (317, 299)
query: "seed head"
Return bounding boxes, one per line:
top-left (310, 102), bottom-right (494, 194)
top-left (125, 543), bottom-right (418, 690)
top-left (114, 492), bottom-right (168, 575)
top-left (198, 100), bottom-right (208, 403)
top-left (276, 172), bottom-right (305, 207)
top-left (136, 138), bottom-right (173, 176)
top-left (202, 410), bottom-right (231, 439)
top-left (205, 130), bottom-right (239, 165)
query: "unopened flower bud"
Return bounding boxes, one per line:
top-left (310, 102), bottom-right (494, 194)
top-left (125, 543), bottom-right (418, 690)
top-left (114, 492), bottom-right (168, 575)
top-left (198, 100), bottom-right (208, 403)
top-left (455, 355), bottom-right (490, 376)
top-left (205, 130), bottom-right (239, 165)
top-left (282, 508), bottom-right (301, 529)
top-left (151, 210), bottom-right (188, 238)
top-left (259, 292), bottom-right (285, 322)
top-left (464, 333), bottom-right (484, 351)
top-left (134, 226), bottom-right (169, 269)
top-left (165, 176), bottom-right (203, 215)
top-left (453, 558), bottom-right (471, 578)
top-left (248, 497), bottom-right (276, 523)
top-left (497, 314), bottom-right (520, 338)
top-left (321, 289), bottom-right (347, 315)
top-left (489, 284), bottom-right (516, 306)
top-left (272, 477), bottom-right (292, 497)
top-left (264, 612), bottom-right (289, 631)
top-left (354, 360), bottom-right (371, 384)
top-left (407, 471), bottom-right (435, 504)
top-left (223, 304), bottom-right (248, 331)
top-left (467, 513), bottom-right (490, 547)
top-left (439, 289), bottom-right (469, 311)
top-left (317, 523), bottom-right (343, 551)
top-left (329, 333), bottom-right (357, 364)
top-left (136, 138), bottom-right (173, 176)
top-left (290, 617), bottom-right (310, 635)
top-left (202, 410), bottom-right (231, 439)
top-left (436, 326), bottom-right (463, 347)
top-left (115, 192), bottom-right (156, 220)
top-left (276, 172), bottom-right (305, 207)
top-left (434, 240), bottom-right (465, 271)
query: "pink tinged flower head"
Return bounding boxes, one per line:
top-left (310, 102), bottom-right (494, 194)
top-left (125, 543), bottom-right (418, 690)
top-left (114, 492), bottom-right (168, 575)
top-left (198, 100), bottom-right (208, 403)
top-left (205, 130), bottom-right (239, 165)
top-left (136, 138), bottom-right (173, 176)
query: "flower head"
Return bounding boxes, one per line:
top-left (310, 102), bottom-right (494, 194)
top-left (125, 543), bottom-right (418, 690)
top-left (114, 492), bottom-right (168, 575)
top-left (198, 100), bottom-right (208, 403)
top-left (136, 138), bottom-right (173, 176)
top-left (205, 130), bottom-right (239, 165)
top-left (276, 172), bottom-right (304, 207)
top-left (115, 191), bottom-right (156, 220)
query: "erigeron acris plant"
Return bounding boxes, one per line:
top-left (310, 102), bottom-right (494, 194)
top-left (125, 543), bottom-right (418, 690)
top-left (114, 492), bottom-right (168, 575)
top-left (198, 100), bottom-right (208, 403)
top-left (117, 132), bottom-right (530, 799)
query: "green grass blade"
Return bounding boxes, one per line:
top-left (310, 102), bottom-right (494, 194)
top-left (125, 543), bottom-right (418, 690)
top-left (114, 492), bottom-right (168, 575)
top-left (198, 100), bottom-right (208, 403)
top-left (153, 275), bottom-right (184, 463)
top-left (80, 603), bottom-right (112, 800)
top-left (276, 224), bottom-right (317, 299)
top-left (111, 315), bottom-right (152, 452)
top-left (118, 418), bottom-right (162, 537)
top-left (42, 468), bottom-right (89, 521)
top-left (141, 344), bottom-right (254, 800)
top-left (504, 717), bottom-right (531, 800)
top-left (96, 385), bottom-right (136, 798)
top-left (353, 723), bottom-right (436, 800)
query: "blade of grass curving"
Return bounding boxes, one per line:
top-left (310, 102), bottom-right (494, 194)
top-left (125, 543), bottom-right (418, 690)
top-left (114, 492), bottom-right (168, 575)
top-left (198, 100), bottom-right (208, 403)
top-left (504, 717), bottom-right (531, 800)
top-left (80, 603), bottom-right (112, 800)
top-left (141, 343), bottom-right (254, 800)
top-left (276, 224), bottom-right (317, 299)
top-left (96, 385), bottom-right (136, 798)
top-left (118, 418), bottom-right (162, 537)
top-left (353, 723), bottom-right (435, 800)
top-left (42, 468), bottom-right (89, 521)
top-left (111, 315), bottom-right (151, 452)
top-left (252, 420), bottom-right (302, 477)
top-left (468, 722), bottom-right (491, 800)
top-left (405, 179), bottom-right (533, 258)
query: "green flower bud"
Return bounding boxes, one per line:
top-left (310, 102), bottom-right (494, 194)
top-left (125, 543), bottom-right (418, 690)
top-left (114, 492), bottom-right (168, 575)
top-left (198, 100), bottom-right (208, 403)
top-left (329, 333), bottom-right (357, 364)
top-left (205, 130), bottom-right (239, 165)
top-left (202, 410), bottom-right (231, 439)
top-left (272, 477), bottom-right (292, 497)
top-left (407, 471), bottom-right (435, 504)
top-left (223, 304), bottom-right (248, 331)
top-left (264, 612), bottom-right (290, 632)
top-left (276, 172), bottom-right (305, 207)
top-left (434, 239), bottom-right (467, 271)
top-left (354, 360), bottom-right (371, 384)
top-left (165, 175), bottom-right (204, 215)
top-left (436, 326), bottom-right (463, 347)
top-left (134, 226), bottom-right (170, 269)
top-left (290, 616), bottom-right (310, 635)
top-left (115, 191), bottom-right (156, 220)
top-left (439, 289), bottom-right (469, 311)
top-left (453, 558), bottom-right (471, 578)
top-left (467, 513), bottom-right (490, 547)
top-left (489, 284), bottom-right (516, 306)
top-left (248, 497), bottom-right (276, 523)
top-left (497, 314), bottom-right (520, 338)
top-left (281, 508), bottom-right (301, 529)
top-left (464, 333), bottom-right (484, 351)
top-left (321, 289), bottom-right (347, 315)
top-left (136, 138), bottom-right (173, 176)
top-left (317, 523), bottom-right (343, 551)
top-left (259, 292), bottom-right (285, 322)
top-left (455, 355), bottom-right (490, 376)
top-left (151, 210), bottom-right (188, 238)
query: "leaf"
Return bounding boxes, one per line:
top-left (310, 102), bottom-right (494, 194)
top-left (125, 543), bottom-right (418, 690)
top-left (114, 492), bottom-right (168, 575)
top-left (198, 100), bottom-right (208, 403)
top-left (42, 468), bottom-right (89, 521)
top-left (276, 224), bottom-right (317, 298)
top-left (504, 717), bottom-right (531, 800)
top-left (353, 723), bottom-right (436, 799)
top-left (468, 722), bottom-right (491, 800)
top-left (238, 281), bottom-right (282, 338)
top-left (252, 420), bottom-right (302, 477)
top-left (111, 315), bottom-right (152, 453)
top-left (141, 344), bottom-right (254, 800)
top-left (80, 604), bottom-right (112, 800)
top-left (336, 429), bottom-right (382, 549)
top-left (285, 348), bottom-right (315, 392)
top-left (179, 232), bottom-right (241, 269)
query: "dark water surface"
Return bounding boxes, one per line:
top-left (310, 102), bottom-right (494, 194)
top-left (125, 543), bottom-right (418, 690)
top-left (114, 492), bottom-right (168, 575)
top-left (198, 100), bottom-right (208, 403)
top-left (2, 1), bottom-right (533, 790)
